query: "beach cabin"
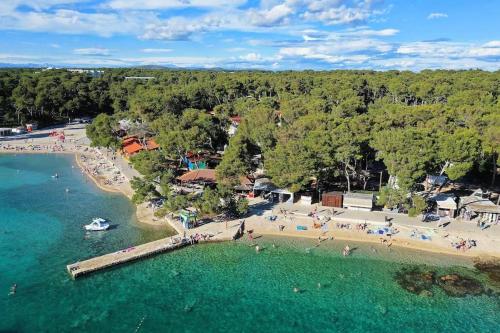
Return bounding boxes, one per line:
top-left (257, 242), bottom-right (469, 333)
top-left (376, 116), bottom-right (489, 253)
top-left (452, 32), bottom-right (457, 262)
top-left (26, 123), bottom-right (38, 132)
top-left (122, 136), bottom-right (160, 157)
top-left (322, 192), bottom-right (343, 208)
top-left (0, 128), bottom-right (12, 137)
top-left (179, 209), bottom-right (198, 229)
top-left (11, 127), bottom-right (26, 134)
top-left (177, 169), bottom-right (216, 186)
top-left (183, 152), bottom-right (208, 170)
top-left (431, 194), bottom-right (457, 218)
top-left (123, 141), bottom-right (143, 157)
top-left (234, 176), bottom-right (254, 195)
top-left (343, 192), bottom-right (374, 211)
top-left (424, 175), bottom-right (448, 191)
top-left (459, 190), bottom-right (500, 224)
top-left (253, 178), bottom-right (294, 204)
top-left (299, 193), bottom-right (313, 206)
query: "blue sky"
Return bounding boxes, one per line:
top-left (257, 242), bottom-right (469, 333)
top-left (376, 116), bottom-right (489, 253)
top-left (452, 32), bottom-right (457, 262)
top-left (0, 0), bottom-right (499, 70)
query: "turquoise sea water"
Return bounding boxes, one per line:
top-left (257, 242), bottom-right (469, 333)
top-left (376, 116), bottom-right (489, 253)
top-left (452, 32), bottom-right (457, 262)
top-left (1, 154), bottom-right (499, 333)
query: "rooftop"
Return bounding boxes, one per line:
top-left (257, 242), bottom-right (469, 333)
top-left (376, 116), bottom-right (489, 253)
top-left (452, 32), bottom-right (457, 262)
top-left (177, 169), bottom-right (216, 183)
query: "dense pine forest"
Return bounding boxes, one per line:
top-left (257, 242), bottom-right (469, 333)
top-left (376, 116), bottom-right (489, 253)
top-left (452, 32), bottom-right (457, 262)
top-left (1, 68), bottom-right (499, 215)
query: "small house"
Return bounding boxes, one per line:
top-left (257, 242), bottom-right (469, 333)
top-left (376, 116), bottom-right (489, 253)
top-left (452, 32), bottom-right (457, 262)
top-left (253, 178), bottom-right (294, 204)
top-left (424, 175), bottom-right (448, 191)
top-left (183, 152), bottom-right (208, 170)
top-left (122, 136), bottom-right (160, 157)
top-left (177, 169), bottom-right (216, 186)
top-left (179, 209), bottom-right (198, 229)
top-left (343, 192), bottom-right (374, 211)
top-left (26, 123), bottom-right (38, 132)
top-left (322, 192), bottom-right (343, 208)
top-left (300, 194), bottom-right (313, 206)
top-left (234, 176), bottom-right (254, 194)
top-left (459, 190), bottom-right (500, 224)
top-left (11, 127), bottom-right (26, 134)
top-left (0, 128), bottom-right (12, 136)
top-left (431, 194), bottom-right (457, 218)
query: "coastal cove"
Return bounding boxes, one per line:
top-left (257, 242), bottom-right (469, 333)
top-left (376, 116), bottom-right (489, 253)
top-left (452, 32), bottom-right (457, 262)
top-left (1, 153), bottom-right (499, 333)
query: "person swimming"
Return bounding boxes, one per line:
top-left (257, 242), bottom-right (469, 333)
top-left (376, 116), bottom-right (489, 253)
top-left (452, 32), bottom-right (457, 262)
top-left (9, 283), bottom-right (17, 295)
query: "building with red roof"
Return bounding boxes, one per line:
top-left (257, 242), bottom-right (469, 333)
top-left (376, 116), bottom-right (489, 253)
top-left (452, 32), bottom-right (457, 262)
top-left (122, 136), bottom-right (160, 157)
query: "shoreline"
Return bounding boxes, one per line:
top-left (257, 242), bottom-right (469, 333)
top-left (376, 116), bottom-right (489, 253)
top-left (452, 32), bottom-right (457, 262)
top-left (251, 228), bottom-right (498, 259)
top-left (74, 153), bottom-right (126, 195)
top-left (1, 149), bottom-right (170, 229)
top-left (1, 133), bottom-right (499, 260)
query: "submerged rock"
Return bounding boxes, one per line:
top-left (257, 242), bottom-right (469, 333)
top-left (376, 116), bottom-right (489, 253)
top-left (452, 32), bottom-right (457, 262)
top-left (474, 261), bottom-right (500, 286)
top-left (395, 267), bottom-right (486, 298)
top-left (394, 267), bottom-right (435, 296)
top-left (437, 274), bottom-right (484, 297)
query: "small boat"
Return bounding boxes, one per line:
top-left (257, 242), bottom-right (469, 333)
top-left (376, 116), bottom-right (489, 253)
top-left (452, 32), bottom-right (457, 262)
top-left (51, 173), bottom-right (59, 179)
top-left (84, 218), bottom-right (110, 231)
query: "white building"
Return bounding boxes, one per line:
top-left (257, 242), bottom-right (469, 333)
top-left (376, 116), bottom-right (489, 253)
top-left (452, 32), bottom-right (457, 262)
top-left (343, 192), bottom-right (374, 211)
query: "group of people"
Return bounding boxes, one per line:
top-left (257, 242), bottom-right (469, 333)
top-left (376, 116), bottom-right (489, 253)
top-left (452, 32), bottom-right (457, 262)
top-left (451, 238), bottom-right (477, 251)
top-left (79, 151), bottom-right (126, 187)
top-left (187, 233), bottom-right (214, 244)
top-left (355, 223), bottom-right (368, 231)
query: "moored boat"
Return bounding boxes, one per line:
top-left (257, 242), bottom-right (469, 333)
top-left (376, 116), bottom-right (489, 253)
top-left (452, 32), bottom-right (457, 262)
top-left (84, 218), bottom-right (109, 231)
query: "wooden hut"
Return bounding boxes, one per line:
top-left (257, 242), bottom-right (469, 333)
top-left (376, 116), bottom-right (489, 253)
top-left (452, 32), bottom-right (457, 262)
top-left (431, 194), bottom-right (457, 218)
top-left (321, 192), bottom-right (343, 208)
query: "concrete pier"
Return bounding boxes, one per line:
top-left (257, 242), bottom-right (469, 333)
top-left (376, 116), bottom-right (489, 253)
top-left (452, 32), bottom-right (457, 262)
top-left (67, 237), bottom-right (188, 278)
top-left (67, 219), bottom-right (245, 279)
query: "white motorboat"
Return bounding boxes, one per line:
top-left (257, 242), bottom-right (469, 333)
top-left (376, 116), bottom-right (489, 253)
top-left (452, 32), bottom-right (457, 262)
top-left (84, 218), bottom-right (110, 231)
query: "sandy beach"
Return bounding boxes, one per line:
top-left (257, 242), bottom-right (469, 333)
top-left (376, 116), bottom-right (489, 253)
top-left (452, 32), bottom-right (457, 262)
top-left (242, 199), bottom-right (500, 260)
top-left (2, 124), bottom-right (500, 260)
top-left (0, 124), bottom-right (161, 227)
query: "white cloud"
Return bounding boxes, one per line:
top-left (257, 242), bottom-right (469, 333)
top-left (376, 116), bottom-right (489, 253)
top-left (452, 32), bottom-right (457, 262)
top-left (141, 16), bottom-right (218, 40)
top-left (0, 0), bottom-right (88, 12)
top-left (372, 56), bottom-right (499, 71)
top-left (397, 41), bottom-right (500, 58)
top-left (2, 9), bottom-right (152, 37)
top-left (303, 5), bottom-right (371, 25)
top-left (239, 53), bottom-right (263, 61)
top-left (73, 48), bottom-right (110, 56)
top-left (482, 41), bottom-right (500, 48)
top-left (106, 0), bottom-right (245, 10)
top-left (247, 3), bottom-right (294, 27)
top-left (349, 28), bottom-right (399, 37)
top-left (427, 12), bottom-right (448, 20)
top-left (141, 48), bottom-right (172, 53)
top-left (302, 0), bottom-right (384, 25)
top-left (397, 42), bottom-right (464, 57)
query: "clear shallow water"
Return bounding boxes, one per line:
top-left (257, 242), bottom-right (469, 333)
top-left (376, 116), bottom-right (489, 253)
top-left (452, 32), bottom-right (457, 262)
top-left (1, 154), bottom-right (499, 333)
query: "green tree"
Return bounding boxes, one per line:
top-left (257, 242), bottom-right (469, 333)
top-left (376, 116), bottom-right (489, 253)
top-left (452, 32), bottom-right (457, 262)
top-left (86, 113), bottom-right (119, 148)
